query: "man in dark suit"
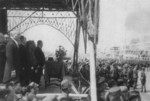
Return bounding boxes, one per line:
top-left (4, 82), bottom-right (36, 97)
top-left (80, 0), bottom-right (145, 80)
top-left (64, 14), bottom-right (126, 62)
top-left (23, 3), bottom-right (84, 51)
top-left (0, 33), bottom-right (6, 83)
top-left (3, 35), bottom-right (20, 83)
top-left (34, 40), bottom-right (45, 84)
top-left (26, 41), bottom-right (37, 84)
top-left (46, 58), bottom-right (65, 82)
top-left (19, 36), bottom-right (27, 86)
top-left (44, 57), bottom-right (54, 85)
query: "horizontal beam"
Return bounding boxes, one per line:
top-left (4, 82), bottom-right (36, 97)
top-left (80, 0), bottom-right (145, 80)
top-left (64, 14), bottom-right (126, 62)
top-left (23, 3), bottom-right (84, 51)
top-left (37, 93), bottom-right (88, 98)
top-left (7, 16), bottom-right (76, 19)
top-left (4, 8), bottom-right (73, 11)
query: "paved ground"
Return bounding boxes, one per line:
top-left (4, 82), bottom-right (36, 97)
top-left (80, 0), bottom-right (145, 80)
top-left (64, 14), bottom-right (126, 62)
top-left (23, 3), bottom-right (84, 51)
top-left (138, 70), bottom-right (150, 101)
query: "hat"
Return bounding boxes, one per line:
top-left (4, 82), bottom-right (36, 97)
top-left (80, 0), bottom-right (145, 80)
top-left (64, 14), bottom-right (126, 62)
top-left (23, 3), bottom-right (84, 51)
top-left (0, 84), bottom-right (10, 98)
top-left (4, 34), bottom-right (9, 37)
top-left (0, 84), bottom-right (6, 90)
top-left (61, 80), bottom-right (71, 90)
top-left (123, 64), bottom-right (128, 68)
top-left (28, 82), bottom-right (39, 88)
top-left (97, 77), bottom-right (105, 85)
top-left (27, 82), bottom-right (39, 92)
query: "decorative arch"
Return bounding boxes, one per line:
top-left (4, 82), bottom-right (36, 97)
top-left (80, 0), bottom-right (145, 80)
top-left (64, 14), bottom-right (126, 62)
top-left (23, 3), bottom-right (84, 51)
top-left (20, 24), bottom-right (74, 46)
top-left (7, 10), bottom-right (77, 46)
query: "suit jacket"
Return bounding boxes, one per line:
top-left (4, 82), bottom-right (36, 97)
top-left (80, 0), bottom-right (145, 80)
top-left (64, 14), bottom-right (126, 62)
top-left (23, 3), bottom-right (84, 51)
top-left (19, 44), bottom-right (27, 68)
top-left (45, 60), bottom-right (53, 81)
top-left (45, 61), bottom-right (65, 80)
top-left (127, 69), bottom-right (133, 80)
top-left (26, 49), bottom-right (37, 68)
top-left (35, 47), bottom-right (45, 67)
top-left (3, 39), bottom-right (20, 82)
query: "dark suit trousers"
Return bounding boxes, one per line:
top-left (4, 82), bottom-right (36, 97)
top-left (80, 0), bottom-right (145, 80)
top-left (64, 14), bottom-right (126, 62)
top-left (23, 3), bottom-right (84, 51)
top-left (0, 57), bottom-right (5, 82)
top-left (35, 66), bottom-right (43, 84)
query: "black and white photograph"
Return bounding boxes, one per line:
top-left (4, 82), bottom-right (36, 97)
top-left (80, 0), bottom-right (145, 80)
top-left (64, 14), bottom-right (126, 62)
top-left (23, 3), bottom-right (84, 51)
top-left (0, 0), bottom-right (150, 101)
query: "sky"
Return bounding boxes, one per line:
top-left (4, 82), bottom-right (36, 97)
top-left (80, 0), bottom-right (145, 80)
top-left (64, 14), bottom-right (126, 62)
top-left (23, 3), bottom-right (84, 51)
top-left (98, 0), bottom-right (150, 50)
top-left (18, 0), bottom-right (150, 57)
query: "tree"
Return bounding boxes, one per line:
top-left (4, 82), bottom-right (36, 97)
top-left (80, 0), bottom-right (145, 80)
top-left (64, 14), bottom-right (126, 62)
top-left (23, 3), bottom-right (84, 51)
top-left (55, 45), bottom-right (67, 61)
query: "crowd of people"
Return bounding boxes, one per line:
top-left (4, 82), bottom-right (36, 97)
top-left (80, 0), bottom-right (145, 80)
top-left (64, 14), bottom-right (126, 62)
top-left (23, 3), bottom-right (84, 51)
top-left (0, 32), bottom-right (148, 101)
top-left (0, 81), bottom-right (40, 101)
top-left (79, 59), bottom-right (147, 101)
top-left (0, 33), bottom-right (45, 86)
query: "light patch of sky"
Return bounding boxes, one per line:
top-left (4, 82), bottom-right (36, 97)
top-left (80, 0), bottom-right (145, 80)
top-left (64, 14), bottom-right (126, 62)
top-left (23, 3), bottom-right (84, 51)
top-left (98, 0), bottom-right (150, 51)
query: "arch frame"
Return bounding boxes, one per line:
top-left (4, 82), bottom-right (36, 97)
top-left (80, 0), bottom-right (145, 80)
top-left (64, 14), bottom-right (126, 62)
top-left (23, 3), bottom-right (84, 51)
top-left (7, 10), bottom-right (77, 46)
top-left (19, 24), bottom-right (75, 47)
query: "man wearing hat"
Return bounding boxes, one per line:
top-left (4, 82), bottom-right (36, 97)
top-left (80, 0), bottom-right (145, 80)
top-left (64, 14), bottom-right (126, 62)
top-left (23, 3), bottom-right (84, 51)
top-left (27, 82), bottom-right (39, 101)
top-left (61, 79), bottom-right (72, 94)
top-left (97, 77), bottom-right (106, 101)
top-left (105, 80), bottom-right (122, 101)
top-left (0, 84), bottom-right (10, 101)
top-left (42, 79), bottom-right (74, 101)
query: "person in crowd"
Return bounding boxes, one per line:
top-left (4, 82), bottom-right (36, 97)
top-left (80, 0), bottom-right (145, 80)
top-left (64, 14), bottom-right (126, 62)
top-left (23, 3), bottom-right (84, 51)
top-left (26, 41), bottom-right (37, 84)
top-left (55, 59), bottom-right (65, 81)
top-left (127, 65), bottom-right (133, 90)
top-left (14, 81), bottom-right (22, 95)
top-left (34, 40), bottom-right (45, 84)
top-left (4, 34), bottom-right (10, 43)
top-left (0, 33), bottom-right (6, 83)
top-left (0, 84), bottom-right (10, 101)
top-left (46, 46), bottom-right (66, 82)
top-left (44, 57), bottom-right (64, 93)
top-left (122, 64), bottom-right (128, 77)
top-left (133, 65), bottom-right (138, 89)
top-left (97, 77), bottom-right (107, 101)
top-left (105, 80), bottom-right (122, 101)
top-left (42, 79), bottom-right (74, 101)
top-left (80, 63), bottom-right (90, 81)
top-left (44, 57), bottom-right (54, 87)
top-left (110, 64), bottom-right (119, 82)
top-left (117, 78), bottom-right (128, 101)
top-left (26, 82), bottom-right (39, 101)
top-left (19, 36), bottom-right (27, 86)
top-left (103, 64), bottom-right (111, 82)
top-left (5, 81), bottom-right (17, 101)
top-left (20, 87), bottom-right (28, 101)
top-left (3, 35), bottom-right (20, 83)
top-left (140, 68), bottom-right (146, 92)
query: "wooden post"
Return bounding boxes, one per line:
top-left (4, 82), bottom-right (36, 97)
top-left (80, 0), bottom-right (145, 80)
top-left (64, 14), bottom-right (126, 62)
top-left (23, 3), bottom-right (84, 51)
top-left (73, 17), bottom-right (80, 70)
top-left (94, 0), bottom-right (100, 66)
top-left (89, 40), bottom-right (97, 101)
top-left (88, 0), bottom-right (100, 101)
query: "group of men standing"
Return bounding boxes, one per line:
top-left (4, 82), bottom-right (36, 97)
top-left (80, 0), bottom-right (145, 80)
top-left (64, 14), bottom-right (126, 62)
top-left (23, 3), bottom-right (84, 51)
top-left (0, 33), bottom-right (45, 86)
